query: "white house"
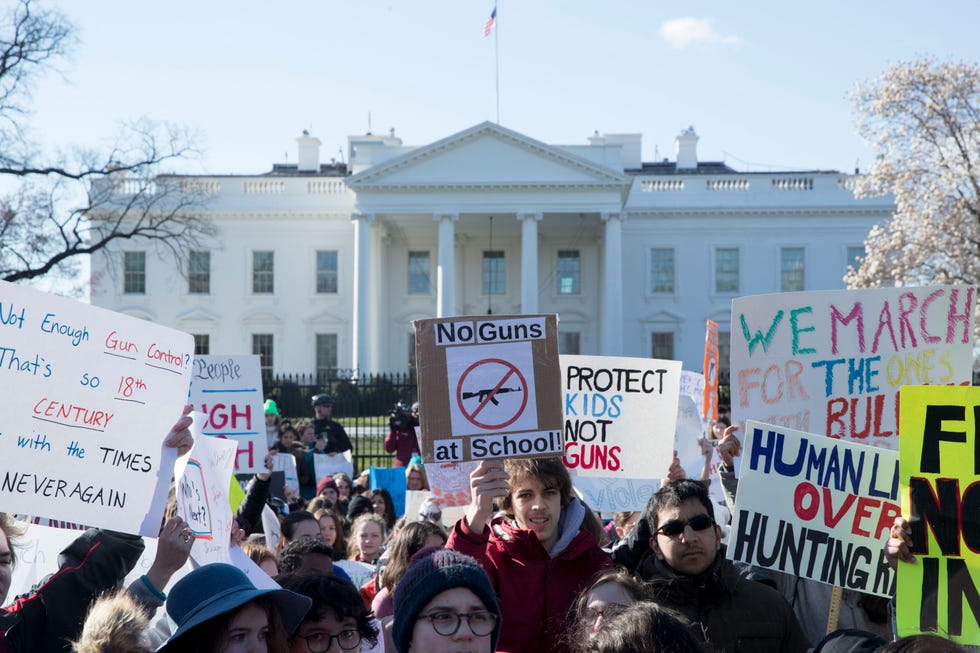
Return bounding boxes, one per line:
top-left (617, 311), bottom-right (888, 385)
top-left (89, 122), bottom-right (893, 377)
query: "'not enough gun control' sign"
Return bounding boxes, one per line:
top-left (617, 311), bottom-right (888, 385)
top-left (414, 315), bottom-right (563, 463)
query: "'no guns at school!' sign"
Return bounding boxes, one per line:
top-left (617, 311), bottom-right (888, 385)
top-left (414, 314), bottom-right (563, 463)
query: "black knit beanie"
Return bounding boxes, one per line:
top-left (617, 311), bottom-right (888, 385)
top-left (392, 546), bottom-right (501, 653)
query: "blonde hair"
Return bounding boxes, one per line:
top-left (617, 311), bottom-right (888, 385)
top-left (72, 591), bottom-right (151, 653)
top-left (347, 513), bottom-right (386, 560)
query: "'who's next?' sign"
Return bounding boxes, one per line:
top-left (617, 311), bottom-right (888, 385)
top-left (414, 315), bottom-right (563, 463)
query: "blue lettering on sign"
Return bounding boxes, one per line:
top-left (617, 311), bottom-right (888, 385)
top-left (40, 313), bottom-right (90, 347)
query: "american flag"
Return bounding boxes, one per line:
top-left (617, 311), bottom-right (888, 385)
top-left (483, 7), bottom-right (497, 38)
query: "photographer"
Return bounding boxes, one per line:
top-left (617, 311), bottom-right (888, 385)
top-left (385, 400), bottom-right (420, 467)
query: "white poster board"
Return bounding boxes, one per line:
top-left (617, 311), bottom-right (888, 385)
top-left (174, 413), bottom-right (237, 565)
top-left (561, 355), bottom-right (681, 512)
top-left (728, 420), bottom-right (900, 597)
top-left (312, 450), bottom-right (354, 483)
top-left (730, 286), bottom-right (976, 449)
top-left (272, 453), bottom-right (300, 497)
top-left (0, 280), bottom-right (193, 535)
top-left (189, 355), bottom-right (266, 473)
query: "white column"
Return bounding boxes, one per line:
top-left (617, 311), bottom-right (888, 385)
top-left (434, 212), bottom-right (458, 317)
top-left (517, 212), bottom-right (542, 314)
top-left (351, 211), bottom-right (374, 376)
top-left (600, 211), bottom-right (625, 356)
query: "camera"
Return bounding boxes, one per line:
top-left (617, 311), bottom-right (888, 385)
top-left (389, 401), bottom-right (413, 431)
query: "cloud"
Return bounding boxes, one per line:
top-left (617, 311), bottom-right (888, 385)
top-left (659, 17), bottom-right (743, 49)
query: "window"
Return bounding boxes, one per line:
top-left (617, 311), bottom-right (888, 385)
top-left (558, 332), bottom-right (581, 355)
top-left (316, 333), bottom-right (338, 380)
top-left (780, 247), bottom-right (805, 292)
top-left (483, 250), bottom-right (505, 295)
top-left (123, 251), bottom-right (146, 294)
top-left (252, 251), bottom-right (274, 294)
top-left (188, 250), bottom-right (210, 294)
top-left (556, 250), bottom-right (580, 295)
top-left (718, 331), bottom-right (731, 377)
top-left (316, 250), bottom-right (338, 294)
top-left (408, 251), bottom-right (431, 294)
top-left (847, 245), bottom-right (865, 274)
top-left (252, 334), bottom-right (273, 377)
top-left (193, 334), bottom-right (210, 355)
top-left (651, 332), bottom-right (675, 360)
top-left (650, 248), bottom-right (675, 293)
top-left (714, 248), bottom-right (739, 293)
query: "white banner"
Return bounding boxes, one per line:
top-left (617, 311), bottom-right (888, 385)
top-left (0, 280), bottom-right (192, 535)
top-left (189, 355), bottom-right (266, 473)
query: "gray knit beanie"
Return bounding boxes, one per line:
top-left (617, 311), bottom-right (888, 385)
top-left (392, 546), bottom-right (501, 653)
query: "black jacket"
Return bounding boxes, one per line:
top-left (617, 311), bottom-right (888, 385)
top-left (0, 529), bottom-right (144, 653)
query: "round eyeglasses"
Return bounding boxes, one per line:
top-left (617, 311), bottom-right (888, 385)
top-left (300, 629), bottom-right (361, 652)
top-left (418, 611), bottom-right (498, 637)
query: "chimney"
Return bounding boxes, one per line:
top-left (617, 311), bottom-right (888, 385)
top-left (675, 126), bottom-right (699, 170)
top-left (296, 130), bottom-right (321, 172)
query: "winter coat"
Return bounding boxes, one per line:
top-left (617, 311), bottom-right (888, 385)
top-left (447, 499), bottom-right (612, 653)
top-left (0, 529), bottom-right (144, 653)
top-left (637, 552), bottom-right (811, 653)
top-left (383, 427), bottom-right (419, 467)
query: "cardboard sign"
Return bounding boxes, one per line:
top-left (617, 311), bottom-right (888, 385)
top-left (561, 355), bottom-right (681, 512)
top-left (414, 315), bottom-right (563, 463)
top-left (703, 320), bottom-right (720, 421)
top-left (728, 420), bottom-right (899, 597)
top-left (189, 355), bottom-right (266, 473)
top-left (175, 413), bottom-right (237, 565)
top-left (897, 386), bottom-right (980, 642)
top-left (730, 286), bottom-right (976, 449)
top-left (0, 280), bottom-right (193, 535)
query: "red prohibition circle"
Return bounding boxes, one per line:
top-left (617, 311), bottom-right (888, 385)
top-left (455, 357), bottom-right (529, 430)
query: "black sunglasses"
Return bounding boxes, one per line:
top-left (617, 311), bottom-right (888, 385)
top-left (655, 514), bottom-right (715, 537)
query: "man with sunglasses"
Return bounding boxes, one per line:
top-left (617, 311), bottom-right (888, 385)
top-left (636, 479), bottom-right (810, 652)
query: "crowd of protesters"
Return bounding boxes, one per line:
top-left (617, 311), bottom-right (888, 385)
top-left (0, 394), bottom-right (972, 653)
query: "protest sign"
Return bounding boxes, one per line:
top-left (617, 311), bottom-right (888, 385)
top-left (703, 320), bottom-right (719, 422)
top-left (728, 420), bottom-right (899, 597)
top-left (731, 286), bottom-right (976, 449)
top-left (312, 450), bottom-right (354, 483)
top-left (426, 461), bottom-right (476, 508)
top-left (189, 355), bottom-right (265, 473)
top-left (370, 466), bottom-right (407, 517)
top-left (271, 453), bottom-right (299, 497)
top-left (896, 386), bottom-right (980, 642)
top-left (0, 280), bottom-right (193, 535)
top-left (561, 355), bottom-right (681, 512)
top-left (414, 314), bottom-right (563, 463)
top-left (404, 489), bottom-right (467, 528)
top-left (175, 413), bottom-right (237, 565)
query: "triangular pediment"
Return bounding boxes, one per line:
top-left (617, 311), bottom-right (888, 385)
top-left (347, 122), bottom-right (628, 190)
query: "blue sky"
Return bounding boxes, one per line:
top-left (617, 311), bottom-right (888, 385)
top-left (31, 1), bottom-right (980, 176)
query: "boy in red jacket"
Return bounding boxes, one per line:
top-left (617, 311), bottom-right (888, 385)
top-left (447, 457), bottom-right (611, 653)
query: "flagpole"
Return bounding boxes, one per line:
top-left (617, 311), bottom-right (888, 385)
top-left (494, 2), bottom-right (500, 123)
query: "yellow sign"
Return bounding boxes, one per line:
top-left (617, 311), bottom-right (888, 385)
top-left (897, 385), bottom-right (980, 642)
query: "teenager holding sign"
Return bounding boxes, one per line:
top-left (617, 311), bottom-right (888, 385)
top-left (447, 458), bottom-right (611, 653)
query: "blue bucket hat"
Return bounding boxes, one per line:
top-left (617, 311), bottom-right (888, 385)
top-left (157, 563), bottom-right (311, 652)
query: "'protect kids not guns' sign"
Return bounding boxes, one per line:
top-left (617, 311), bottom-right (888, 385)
top-left (731, 286), bottom-right (976, 449)
top-left (189, 355), bottom-right (265, 473)
top-left (897, 386), bottom-right (980, 643)
top-left (0, 280), bottom-right (193, 535)
top-left (414, 314), bottom-right (563, 463)
top-left (728, 420), bottom-right (900, 598)
top-left (561, 355), bottom-right (681, 512)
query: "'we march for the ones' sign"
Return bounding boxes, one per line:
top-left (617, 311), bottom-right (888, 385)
top-left (0, 280), bottom-right (193, 535)
top-left (731, 286), bottom-right (976, 449)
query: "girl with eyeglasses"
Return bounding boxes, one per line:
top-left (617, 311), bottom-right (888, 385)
top-left (279, 574), bottom-right (379, 653)
top-left (392, 547), bottom-right (501, 653)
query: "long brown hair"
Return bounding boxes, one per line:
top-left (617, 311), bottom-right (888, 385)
top-left (177, 597), bottom-right (289, 653)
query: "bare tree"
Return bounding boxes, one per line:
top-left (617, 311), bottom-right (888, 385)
top-left (845, 57), bottom-right (980, 289)
top-left (0, 0), bottom-right (213, 287)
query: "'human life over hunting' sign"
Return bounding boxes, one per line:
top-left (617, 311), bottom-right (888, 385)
top-left (414, 315), bottom-right (563, 463)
